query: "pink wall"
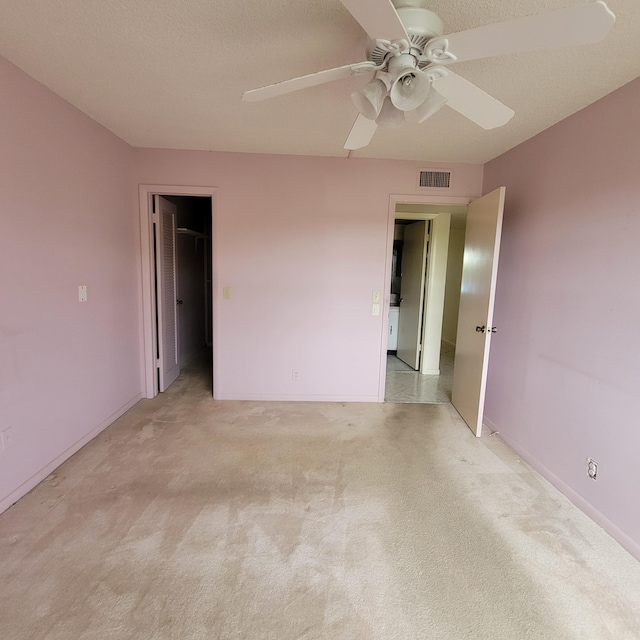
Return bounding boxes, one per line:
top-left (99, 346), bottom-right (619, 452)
top-left (0, 57), bottom-right (141, 510)
top-left (133, 150), bottom-right (483, 401)
top-left (483, 77), bottom-right (640, 559)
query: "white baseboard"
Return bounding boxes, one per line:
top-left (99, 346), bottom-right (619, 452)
top-left (483, 415), bottom-right (640, 562)
top-left (217, 393), bottom-right (380, 402)
top-left (441, 338), bottom-right (456, 349)
top-left (0, 393), bottom-right (143, 515)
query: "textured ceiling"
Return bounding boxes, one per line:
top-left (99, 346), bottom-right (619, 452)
top-left (0, 0), bottom-right (638, 163)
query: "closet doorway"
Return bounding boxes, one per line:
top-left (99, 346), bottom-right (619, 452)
top-left (138, 185), bottom-right (218, 399)
top-left (164, 195), bottom-right (212, 384)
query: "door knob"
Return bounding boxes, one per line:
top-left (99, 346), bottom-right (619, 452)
top-left (176, 299), bottom-right (183, 305)
top-left (475, 325), bottom-right (485, 333)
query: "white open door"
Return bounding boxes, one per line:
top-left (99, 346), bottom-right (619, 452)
top-left (451, 188), bottom-right (505, 436)
top-left (396, 221), bottom-right (428, 370)
top-left (154, 195), bottom-right (180, 391)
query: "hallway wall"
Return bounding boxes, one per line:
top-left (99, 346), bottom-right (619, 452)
top-left (0, 57), bottom-right (141, 511)
top-left (483, 77), bottom-right (640, 559)
top-left (441, 222), bottom-right (466, 346)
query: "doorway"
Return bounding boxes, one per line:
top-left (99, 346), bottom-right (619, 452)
top-left (382, 200), bottom-right (468, 404)
top-left (138, 185), bottom-right (218, 399)
top-left (379, 189), bottom-right (506, 438)
top-left (163, 195), bottom-right (212, 384)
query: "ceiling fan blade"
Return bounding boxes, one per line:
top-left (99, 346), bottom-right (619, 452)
top-left (431, 69), bottom-right (514, 130)
top-left (242, 62), bottom-right (373, 102)
top-left (340, 0), bottom-right (409, 42)
top-left (344, 114), bottom-right (378, 150)
top-left (416, 87), bottom-right (448, 124)
top-left (428, 1), bottom-right (615, 64)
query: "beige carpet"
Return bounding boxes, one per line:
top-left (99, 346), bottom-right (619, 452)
top-left (2, 358), bottom-right (640, 639)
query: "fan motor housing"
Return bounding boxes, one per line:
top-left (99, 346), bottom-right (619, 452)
top-left (366, 6), bottom-right (444, 65)
top-left (397, 6), bottom-right (444, 40)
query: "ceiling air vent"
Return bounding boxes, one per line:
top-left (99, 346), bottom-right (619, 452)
top-left (418, 170), bottom-right (452, 189)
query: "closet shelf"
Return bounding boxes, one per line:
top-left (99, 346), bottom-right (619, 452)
top-left (177, 227), bottom-right (207, 239)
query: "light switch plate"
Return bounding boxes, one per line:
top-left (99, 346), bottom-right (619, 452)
top-left (372, 290), bottom-right (381, 303)
top-left (372, 303), bottom-right (380, 316)
top-left (223, 287), bottom-right (231, 300)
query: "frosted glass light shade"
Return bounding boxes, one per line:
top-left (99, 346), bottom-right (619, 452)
top-left (376, 97), bottom-right (405, 128)
top-left (416, 87), bottom-right (448, 123)
top-left (351, 79), bottom-right (387, 121)
top-left (390, 68), bottom-right (431, 112)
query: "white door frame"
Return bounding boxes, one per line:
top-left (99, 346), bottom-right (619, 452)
top-left (138, 184), bottom-right (219, 399)
top-left (378, 194), bottom-right (472, 402)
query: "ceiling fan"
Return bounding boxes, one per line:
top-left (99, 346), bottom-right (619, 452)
top-left (241, 0), bottom-right (616, 150)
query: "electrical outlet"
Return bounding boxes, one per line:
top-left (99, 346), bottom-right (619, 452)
top-left (292, 369), bottom-right (300, 381)
top-left (1, 427), bottom-right (14, 451)
top-left (587, 458), bottom-right (598, 480)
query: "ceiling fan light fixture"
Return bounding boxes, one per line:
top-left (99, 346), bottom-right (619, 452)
top-left (351, 78), bottom-right (388, 120)
top-left (416, 86), bottom-right (448, 123)
top-left (241, 0), bottom-right (617, 152)
top-left (390, 67), bottom-right (431, 111)
top-left (376, 96), bottom-right (405, 128)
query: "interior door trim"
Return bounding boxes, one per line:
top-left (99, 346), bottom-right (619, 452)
top-left (138, 184), bottom-right (219, 399)
top-left (379, 194), bottom-right (473, 402)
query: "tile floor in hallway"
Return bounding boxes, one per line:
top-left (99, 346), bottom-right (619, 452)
top-left (385, 343), bottom-right (454, 404)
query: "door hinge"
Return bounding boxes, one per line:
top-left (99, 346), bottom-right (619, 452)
top-left (156, 358), bottom-right (161, 367)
